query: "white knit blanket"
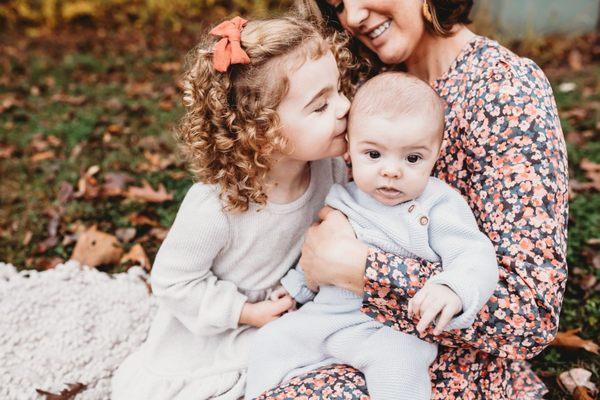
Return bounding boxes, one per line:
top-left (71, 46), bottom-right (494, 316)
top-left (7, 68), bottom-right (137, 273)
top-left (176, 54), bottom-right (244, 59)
top-left (0, 261), bottom-right (157, 400)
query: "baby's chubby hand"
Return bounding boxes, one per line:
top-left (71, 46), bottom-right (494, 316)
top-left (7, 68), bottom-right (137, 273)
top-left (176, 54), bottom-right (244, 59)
top-left (239, 289), bottom-right (296, 328)
top-left (407, 283), bottom-right (462, 335)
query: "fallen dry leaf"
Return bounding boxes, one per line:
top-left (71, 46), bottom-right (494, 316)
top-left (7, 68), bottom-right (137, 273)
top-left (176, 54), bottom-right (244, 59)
top-left (22, 230), bottom-right (33, 246)
top-left (37, 256), bottom-right (64, 270)
top-left (70, 226), bottom-right (123, 268)
top-left (580, 158), bottom-right (600, 191)
top-left (74, 165), bottom-right (102, 200)
top-left (138, 150), bottom-right (176, 172)
top-left (558, 368), bottom-right (597, 399)
top-left (169, 170), bottom-right (188, 180)
top-left (121, 243), bottom-right (151, 271)
top-left (34, 236), bottom-right (58, 255)
top-left (159, 99), bottom-right (173, 111)
top-left (115, 227), bottom-right (136, 243)
top-left (102, 172), bottom-right (133, 197)
top-left (153, 61), bottom-right (181, 73)
top-left (51, 93), bottom-right (87, 105)
top-left (126, 180), bottom-right (173, 203)
top-left (126, 81), bottom-right (153, 97)
top-left (46, 135), bottom-right (62, 147)
top-left (551, 329), bottom-right (599, 354)
top-left (149, 227), bottom-right (169, 241)
top-left (105, 97), bottom-right (124, 111)
top-left (57, 181), bottom-right (74, 204)
top-left (568, 49), bottom-right (583, 71)
top-left (0, 143), bottom-right (16, 158)
top-left (106, 124), bottom-right (124, 135)
top-left (573, 386), bottom-right (595, 400)
top-left (128, 212), bottom-right (161, 227)
top-left (30, 150), bottom-right (56, 162)
top-left (35, 382), bottom-right (87, 400)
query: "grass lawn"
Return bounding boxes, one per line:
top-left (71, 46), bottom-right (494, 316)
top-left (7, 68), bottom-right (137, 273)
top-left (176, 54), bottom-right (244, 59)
top-left (0, 27), bottom-right (598, 399)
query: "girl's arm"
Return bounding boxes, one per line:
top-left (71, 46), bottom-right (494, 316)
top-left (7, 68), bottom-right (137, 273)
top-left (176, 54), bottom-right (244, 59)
top-left (150, 184), bottom-right (248, 336)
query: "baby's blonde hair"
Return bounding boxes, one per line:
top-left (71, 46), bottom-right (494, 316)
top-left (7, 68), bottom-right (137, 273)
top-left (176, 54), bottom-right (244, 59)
top-left (177, 15), bottom-right (354, 212)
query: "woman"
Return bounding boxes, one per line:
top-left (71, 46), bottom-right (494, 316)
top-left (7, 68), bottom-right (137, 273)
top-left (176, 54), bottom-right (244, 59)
top-left (257, 0), bottom-right (569, 398)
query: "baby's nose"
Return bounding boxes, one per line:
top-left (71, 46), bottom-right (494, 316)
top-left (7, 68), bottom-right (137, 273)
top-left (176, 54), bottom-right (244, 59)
top-left (381, 167), bottom-right (402, 179)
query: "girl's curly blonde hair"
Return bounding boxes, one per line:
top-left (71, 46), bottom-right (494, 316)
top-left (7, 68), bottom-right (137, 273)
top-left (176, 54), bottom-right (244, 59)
top-left (177, 15), bottom-right (355, 213)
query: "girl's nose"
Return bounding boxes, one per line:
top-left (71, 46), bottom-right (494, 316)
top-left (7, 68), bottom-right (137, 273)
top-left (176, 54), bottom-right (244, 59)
top-left (344, 1), bottom-right (369, 31)
top-left (336, 92), bottom-right (351, 119)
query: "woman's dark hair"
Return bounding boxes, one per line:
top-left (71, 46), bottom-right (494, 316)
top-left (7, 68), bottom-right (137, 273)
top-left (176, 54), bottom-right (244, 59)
top-left (426, 0), bottom-right (474, 37)
top-left (295, 0), bottom-right (474, 37)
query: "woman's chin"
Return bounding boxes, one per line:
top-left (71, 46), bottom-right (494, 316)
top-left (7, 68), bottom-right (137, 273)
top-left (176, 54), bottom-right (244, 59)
top-left (376, 48), bottom-right (406, 65)
top-left (367, 39), bottom-right (410, 65)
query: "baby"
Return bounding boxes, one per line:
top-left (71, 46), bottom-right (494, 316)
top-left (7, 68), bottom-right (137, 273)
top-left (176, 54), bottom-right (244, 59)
top-left (245, 72), bottom-right (499, 400)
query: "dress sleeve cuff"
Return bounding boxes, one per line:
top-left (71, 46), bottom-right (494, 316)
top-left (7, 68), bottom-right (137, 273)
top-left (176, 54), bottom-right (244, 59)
top-left (227, 290), bottom-right (249, 329)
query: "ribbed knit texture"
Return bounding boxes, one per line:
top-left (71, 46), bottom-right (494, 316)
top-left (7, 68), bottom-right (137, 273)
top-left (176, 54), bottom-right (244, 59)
top-left (327, 178), bottom-right (499, 330)
top-left (111, 157), bottom-right (347, 400)
top-left (247, 177), bottom-right (498, 400)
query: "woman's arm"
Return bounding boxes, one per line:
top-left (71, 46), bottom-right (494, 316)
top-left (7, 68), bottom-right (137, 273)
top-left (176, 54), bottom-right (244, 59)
top-left (363, 62), bottom-right (569, 360)
top-left (303, 62), bottom-right (569, 361)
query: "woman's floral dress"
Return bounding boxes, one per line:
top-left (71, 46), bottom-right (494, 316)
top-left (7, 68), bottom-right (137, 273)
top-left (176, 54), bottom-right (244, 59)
top-left (257, 36), bottom-right (569, 399)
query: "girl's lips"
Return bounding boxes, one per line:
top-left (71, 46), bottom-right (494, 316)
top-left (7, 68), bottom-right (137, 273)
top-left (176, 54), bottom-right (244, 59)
top-left (333, 130), bottom-right (347, 139)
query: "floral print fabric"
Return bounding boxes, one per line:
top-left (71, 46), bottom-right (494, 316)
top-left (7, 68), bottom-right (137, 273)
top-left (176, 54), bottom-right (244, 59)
top-left (258, 36), bottom-right (568, 399)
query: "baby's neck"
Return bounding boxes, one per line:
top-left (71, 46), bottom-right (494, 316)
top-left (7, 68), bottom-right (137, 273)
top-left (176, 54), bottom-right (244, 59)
top-left (264, 157), bottom-right (311, 204)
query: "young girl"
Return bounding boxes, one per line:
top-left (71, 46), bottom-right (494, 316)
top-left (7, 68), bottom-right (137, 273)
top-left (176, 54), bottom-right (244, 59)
top-left (110, 15), bottom-right (352, 400)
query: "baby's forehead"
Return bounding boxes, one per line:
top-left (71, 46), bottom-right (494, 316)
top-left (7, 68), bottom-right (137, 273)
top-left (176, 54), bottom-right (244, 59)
top-left (348, 112), bottom-right (441, 145)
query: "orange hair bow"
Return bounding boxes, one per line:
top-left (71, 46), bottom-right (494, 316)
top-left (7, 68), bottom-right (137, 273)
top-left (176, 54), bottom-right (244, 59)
top-left (210, 16), bottom-right (250, 73)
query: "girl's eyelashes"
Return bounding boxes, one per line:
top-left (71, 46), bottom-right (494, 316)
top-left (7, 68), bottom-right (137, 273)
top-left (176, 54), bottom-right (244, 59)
top-left (314, 102), bottom-right (329, 113)
top-left (367, 150), bottom-right (381, 159)
top-left (407, 154), bottom-right (422, 163)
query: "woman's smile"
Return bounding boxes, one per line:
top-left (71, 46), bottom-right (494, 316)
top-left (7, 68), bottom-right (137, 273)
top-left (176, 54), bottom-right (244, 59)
top-left (367, 19), bottom-right (392, 40)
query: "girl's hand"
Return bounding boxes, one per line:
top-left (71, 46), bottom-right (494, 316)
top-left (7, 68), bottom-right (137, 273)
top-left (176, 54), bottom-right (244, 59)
top-left (269, 286), bottom-right (298, 311)
top-left (239, 295), bottom-right (295, 328)
top-left (269, 285), bottom-right (291, 301)
top-left (407, 283), bottom-right (463, 335)
top-left (299, 206), bottom-right (369, 294)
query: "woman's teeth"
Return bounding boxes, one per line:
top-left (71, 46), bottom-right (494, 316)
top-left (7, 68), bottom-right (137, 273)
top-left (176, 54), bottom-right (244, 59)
top-left (368, 20), bottom-right (391, 40)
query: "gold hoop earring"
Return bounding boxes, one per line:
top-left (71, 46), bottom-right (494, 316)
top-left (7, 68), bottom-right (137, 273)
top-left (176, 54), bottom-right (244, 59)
top-left (422, 1), bottom-right (433, 23)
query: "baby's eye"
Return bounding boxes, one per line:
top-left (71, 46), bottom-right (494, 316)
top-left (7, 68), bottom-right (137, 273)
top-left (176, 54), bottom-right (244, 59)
top-left (314, 102), bottom-right (329, 113)
top-left (368, 151), bottom-right (381, 159)
top-left (407, 154), bottom-right (422, 164)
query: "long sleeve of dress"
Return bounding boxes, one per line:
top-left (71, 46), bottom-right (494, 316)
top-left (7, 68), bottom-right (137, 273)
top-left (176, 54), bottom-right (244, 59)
top-left (361, 59), bottom-right (569, 360)
top-left (150, 184), bottom-right (248, 336)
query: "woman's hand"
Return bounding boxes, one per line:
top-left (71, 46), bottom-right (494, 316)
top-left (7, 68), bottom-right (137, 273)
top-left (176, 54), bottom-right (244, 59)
top-left (239, 295), bottom-right (295, 328)
top-left (299, 206), bottom-right (369, 295)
